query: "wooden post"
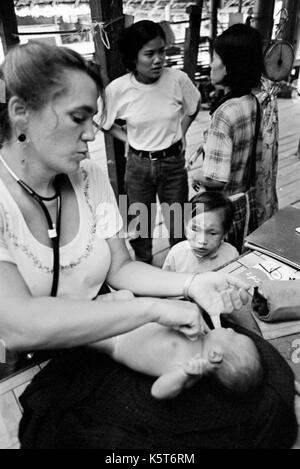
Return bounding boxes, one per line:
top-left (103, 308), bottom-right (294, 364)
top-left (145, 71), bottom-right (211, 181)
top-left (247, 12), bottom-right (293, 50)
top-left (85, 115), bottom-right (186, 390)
top-left (183, 0), bottom-right (203, 82)
top-left (89, 0), bottom-right (126, 197)
top-left (252, 0), bottom-right (276, 51)
top-left (209, 0), bottom-right (219, 60)
top-left (281, 0), bottom-right (300, 49)
top-left (0, 0), bottom-right (19, 54)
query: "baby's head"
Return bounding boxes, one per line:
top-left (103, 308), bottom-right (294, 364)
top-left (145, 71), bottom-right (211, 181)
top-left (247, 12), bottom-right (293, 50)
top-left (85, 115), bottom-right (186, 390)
top-left (185, 192), bottom-right (233, 258)
top-left (202, 328), bottom-right (263, 396)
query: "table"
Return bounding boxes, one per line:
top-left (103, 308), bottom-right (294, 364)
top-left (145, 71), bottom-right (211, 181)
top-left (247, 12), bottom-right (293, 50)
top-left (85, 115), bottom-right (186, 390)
top-left (218, 249), bottom-right (300, 382)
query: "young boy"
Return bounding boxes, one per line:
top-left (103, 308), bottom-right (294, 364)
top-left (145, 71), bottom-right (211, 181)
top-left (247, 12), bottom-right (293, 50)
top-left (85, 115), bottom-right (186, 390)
top-left (163, 191), bottom-right (239, 273)
top-left (96, 290), bottom-right (263, 400)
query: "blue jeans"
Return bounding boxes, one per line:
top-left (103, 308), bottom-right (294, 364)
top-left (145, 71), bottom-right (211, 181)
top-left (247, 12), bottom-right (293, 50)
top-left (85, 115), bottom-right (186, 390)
top-left (125, 147), bottom-right (188, 263)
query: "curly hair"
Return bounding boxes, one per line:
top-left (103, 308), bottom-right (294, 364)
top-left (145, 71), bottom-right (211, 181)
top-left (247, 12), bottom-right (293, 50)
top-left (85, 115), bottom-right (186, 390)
top-left (0, 41), bottom-right (105, 145)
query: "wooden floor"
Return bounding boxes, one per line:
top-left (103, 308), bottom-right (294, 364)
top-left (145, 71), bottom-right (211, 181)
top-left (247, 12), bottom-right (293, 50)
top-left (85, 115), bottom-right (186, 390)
top-left (0, 96), bottom-right (300, 449)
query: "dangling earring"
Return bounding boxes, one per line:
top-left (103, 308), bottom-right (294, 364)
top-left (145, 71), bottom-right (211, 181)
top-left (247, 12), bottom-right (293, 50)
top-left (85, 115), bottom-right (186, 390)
top-left (17, 133), bottom-right (27, 143)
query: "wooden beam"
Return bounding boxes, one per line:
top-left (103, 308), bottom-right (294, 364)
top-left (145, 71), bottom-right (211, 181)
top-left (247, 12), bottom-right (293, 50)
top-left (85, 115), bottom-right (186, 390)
top-left (281, 0), bottom-right (300, 49)
top-left (183, 1), bottom-right (203, 82)
top-left (252, 0), bottom-right (276, 50)
top-left (0, 0), bottom-right (20, 54)
top-left (89, 0), bottom-right (126, 197)
top-left (209, 0), bottom-right (219, 60)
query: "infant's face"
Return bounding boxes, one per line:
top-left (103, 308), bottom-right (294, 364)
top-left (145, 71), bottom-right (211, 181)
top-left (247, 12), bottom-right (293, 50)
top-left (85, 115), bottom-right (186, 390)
top-left (204, 328), bottom-right (255, 361)
top-left (206, 327), bottom-right (239, 346)
top-left (185, 210), bottom-right (224, 258)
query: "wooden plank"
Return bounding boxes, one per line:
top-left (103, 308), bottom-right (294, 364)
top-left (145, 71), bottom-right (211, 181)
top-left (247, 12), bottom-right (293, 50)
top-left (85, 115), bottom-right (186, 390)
top-left (277, 179), bottom-right (300, 207)
top-left (0, 392), bottom-right (21, 449)
top-left (277, 159), bottom-right (300, 186)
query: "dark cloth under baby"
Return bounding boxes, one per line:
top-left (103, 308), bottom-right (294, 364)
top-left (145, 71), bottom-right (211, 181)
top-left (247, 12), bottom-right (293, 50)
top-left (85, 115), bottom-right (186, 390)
top-left (18, 322), bottom-right (298, 449)
top-left (252, 279), bottom-right (300, 321)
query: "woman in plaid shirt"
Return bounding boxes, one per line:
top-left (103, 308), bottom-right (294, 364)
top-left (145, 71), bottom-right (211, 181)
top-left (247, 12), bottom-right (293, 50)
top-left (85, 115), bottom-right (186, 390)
top-left (192, 23), bottom-right (264, 251)
top-left (193, 23), bottom-right (263, 194)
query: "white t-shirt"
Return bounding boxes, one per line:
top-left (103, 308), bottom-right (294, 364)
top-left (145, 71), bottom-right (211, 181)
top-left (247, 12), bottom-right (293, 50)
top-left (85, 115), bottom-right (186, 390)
top-left (0, 160), bottom-right (123, 300)
top-left (102, 68), bottom-right (201, 152)
top-left (163, 240), bottom-right (239, 273)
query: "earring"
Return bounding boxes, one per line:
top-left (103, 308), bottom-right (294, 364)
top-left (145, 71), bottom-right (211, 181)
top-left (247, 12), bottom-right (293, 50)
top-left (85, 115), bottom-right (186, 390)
top-left (17, 134), bottom-right (26, 143)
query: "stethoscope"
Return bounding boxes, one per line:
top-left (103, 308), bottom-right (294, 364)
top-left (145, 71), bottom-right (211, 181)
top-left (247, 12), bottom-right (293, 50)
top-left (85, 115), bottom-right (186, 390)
top-left (0, 153), bottom-right (61, 296)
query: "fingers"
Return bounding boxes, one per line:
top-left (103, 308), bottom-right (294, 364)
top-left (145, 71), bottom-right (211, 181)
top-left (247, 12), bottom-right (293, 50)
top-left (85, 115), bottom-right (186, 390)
top-left (220, 289), bottom-right (234, 313)
top-left (211, 314), bottom-right (221, 329)
top-left (179, 324), bottom-right (201, 341)
top-left (226, 274), bottom-right (251, 291)
top-left (238, 288), bottom-right (251, 305)
top-left (225, 275), bottom-right (251, 308)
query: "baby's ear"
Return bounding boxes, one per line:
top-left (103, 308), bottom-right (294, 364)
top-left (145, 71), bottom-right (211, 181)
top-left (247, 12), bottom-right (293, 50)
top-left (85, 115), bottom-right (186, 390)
top-left (208, 347), bottom-right (223, 364)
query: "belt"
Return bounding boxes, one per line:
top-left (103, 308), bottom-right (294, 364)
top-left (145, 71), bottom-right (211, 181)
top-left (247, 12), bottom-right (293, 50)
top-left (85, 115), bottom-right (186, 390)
top-left (129, 140), bottom-right (182, 160)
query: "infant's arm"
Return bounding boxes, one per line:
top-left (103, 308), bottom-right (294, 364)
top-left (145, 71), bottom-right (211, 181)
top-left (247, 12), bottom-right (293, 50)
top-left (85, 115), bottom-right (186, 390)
top-left (151, 366), bottom-right (194, 399)
top-left (151, 354), bottom-right (205, 399)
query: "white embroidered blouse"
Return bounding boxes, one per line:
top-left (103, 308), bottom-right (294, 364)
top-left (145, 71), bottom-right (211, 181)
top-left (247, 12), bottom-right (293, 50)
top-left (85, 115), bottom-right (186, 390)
top-left (0, 160), bottom-right (123, 299)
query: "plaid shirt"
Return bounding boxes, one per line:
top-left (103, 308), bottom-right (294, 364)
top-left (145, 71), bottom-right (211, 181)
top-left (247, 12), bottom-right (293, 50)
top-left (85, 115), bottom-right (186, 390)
top-left (202, 95), bottom-right (262, 195)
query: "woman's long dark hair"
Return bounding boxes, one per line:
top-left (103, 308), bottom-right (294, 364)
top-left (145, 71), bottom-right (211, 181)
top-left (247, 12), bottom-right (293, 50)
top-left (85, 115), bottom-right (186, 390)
top-left (214, 23), bottom-right (263, 90)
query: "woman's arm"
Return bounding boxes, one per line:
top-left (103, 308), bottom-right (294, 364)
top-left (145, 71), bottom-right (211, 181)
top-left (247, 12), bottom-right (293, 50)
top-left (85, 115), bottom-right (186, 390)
top-left (106, 236), bottom-right (250, 319)
top-left (106, 236), bottom-right (190, 297)
top-left (102, 124), bottom-right (127, 144)
top-left (0, 261), bottom-right (201, 351)
top-left (181, 99), bottom-right (201, 137)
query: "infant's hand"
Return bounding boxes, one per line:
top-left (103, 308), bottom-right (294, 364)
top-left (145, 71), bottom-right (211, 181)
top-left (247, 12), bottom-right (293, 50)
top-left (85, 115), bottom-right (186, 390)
top-left (183, 354), bottom-right (208, 376)
top-left (96, 289), bottom-right (134, 302)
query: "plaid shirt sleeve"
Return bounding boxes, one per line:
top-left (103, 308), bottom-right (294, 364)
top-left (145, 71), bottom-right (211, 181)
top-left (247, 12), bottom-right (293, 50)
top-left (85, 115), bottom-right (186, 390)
top-left (202, 113), bottom-right (233, 182)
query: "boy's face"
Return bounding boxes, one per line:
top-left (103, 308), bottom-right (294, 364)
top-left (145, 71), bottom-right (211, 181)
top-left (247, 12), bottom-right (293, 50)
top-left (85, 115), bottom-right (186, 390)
top-left (185, 210), bottom-right (224, 258)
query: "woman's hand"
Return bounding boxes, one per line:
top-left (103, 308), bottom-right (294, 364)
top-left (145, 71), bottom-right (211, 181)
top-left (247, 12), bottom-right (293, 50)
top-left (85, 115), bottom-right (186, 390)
top-left (191, 167), bottom-right (204, 192)
top-left (152, 298), bottom-right (210, 340)
top-left (96, 289), bottom-right (134, 302)
top-left (188, 272), bottom-right (251, 328)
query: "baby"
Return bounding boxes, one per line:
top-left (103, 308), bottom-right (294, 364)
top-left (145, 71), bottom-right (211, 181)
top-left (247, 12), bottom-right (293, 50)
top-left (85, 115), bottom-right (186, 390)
top-left (97, 290), bottom-right (263, 400)
top-left (163, 191), bottom-right (239, 273)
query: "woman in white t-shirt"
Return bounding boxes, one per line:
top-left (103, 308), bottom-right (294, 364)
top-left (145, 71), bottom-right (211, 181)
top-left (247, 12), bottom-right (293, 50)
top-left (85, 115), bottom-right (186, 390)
top-left (102, 20), bottom-right (201, 264)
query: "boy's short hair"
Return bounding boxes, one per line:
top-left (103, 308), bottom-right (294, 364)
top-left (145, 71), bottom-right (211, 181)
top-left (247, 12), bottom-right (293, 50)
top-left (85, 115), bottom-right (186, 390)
top-left (189, 191), bottom-right (234, 234)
